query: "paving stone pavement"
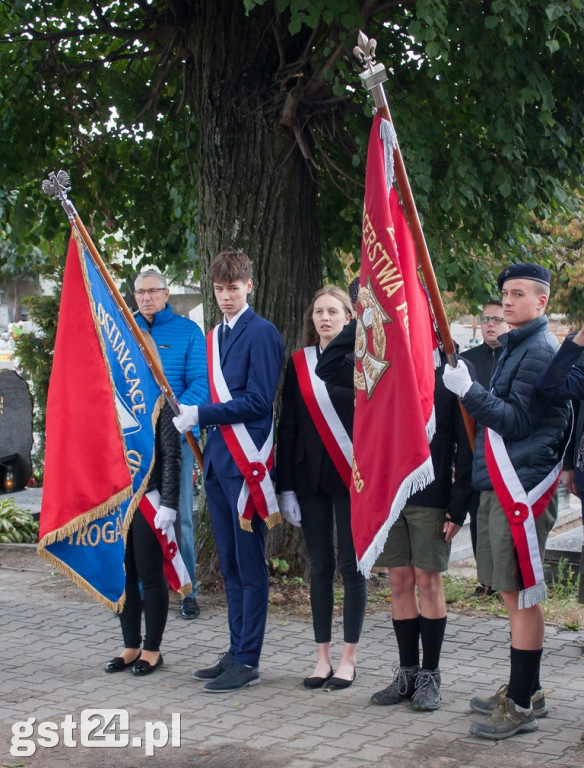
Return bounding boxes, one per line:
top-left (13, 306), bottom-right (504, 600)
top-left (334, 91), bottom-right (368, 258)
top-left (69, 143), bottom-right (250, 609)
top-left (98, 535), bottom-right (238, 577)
top-left (1, 546), bottom-right (584, 768)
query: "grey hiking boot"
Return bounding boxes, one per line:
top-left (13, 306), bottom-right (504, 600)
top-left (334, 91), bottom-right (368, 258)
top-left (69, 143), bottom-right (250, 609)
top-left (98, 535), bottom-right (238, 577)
top-left (469, 695), bottom-right (538, 740)
top-left (470, 684), bottom-right (548, 718)
top-left (411, 667), bottom-right (441, 712)
top-left (370, 665), bottom-right (419, 705)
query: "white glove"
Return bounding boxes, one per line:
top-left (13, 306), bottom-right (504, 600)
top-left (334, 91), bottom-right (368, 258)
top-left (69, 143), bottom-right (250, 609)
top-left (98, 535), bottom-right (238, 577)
top-left (280, 491), bottom-right (302, 527)
top-left (154, 505), bottom-right (177, 534)
top-left (173, 404), bottom-right (199, 433)
top-left (442, 360), bottom-right (473, 397)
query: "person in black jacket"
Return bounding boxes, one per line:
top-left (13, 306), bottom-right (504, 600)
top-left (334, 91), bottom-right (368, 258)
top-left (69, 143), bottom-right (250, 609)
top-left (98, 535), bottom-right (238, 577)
top-left (369, 352), bottom-right (473, 713)
top-left (537, 325), bottom-right (584, 602)
top-left (104, 333), bottom-right (182, 676)
top-left (276, 286), bottom-right (366, 690)
top-left (462, 300), bottom-right (509, 595)
top-left (462, 300), bottom-right (509, 386)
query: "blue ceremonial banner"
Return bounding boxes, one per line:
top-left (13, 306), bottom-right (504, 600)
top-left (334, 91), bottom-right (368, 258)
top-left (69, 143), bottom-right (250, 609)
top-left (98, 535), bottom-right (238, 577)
top-left (38, 230), bottom-right (163, 610)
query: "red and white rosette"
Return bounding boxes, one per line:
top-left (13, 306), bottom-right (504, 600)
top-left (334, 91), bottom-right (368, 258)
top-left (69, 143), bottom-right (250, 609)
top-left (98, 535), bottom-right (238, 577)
top-left (138, 489), bottom-right (192, 597)
top-left (485, 427), bottom-right (561, 608)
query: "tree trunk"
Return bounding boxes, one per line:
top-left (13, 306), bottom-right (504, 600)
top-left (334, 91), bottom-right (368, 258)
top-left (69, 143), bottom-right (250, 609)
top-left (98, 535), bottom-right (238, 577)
top-left (192, 0), bottom-right (321, 354)
top-left (191, 1), bottom-right (322, 571)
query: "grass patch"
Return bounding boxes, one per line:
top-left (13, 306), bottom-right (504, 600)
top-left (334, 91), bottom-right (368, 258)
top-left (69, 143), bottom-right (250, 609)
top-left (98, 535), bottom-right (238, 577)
top-left (266, 560), bottom-right (584, 631)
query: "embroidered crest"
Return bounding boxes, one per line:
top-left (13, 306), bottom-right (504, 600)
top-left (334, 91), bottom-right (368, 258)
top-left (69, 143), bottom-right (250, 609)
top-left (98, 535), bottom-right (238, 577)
top-left (354, 279), bottom-right (392, 399)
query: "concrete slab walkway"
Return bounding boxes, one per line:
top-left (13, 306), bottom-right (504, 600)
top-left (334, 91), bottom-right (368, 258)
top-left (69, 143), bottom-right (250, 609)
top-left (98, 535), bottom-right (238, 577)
top-left (1, 543), bottom-right (584, 768)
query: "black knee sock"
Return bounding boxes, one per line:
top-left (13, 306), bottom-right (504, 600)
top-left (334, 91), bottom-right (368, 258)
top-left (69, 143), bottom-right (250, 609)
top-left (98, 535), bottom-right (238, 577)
top-left (531, 651), bottom-right (542, 694)
top-left (507, 647), bottom-right (542, 708)
top-left (392, 616), bottom-right (420, 668)
top-left (419, 615), bottom-right (447, 671)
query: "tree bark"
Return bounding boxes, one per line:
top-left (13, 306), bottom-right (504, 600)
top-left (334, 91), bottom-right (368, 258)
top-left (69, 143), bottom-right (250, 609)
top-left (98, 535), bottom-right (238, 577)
top-left (191, 0), bottom-right (322, 354)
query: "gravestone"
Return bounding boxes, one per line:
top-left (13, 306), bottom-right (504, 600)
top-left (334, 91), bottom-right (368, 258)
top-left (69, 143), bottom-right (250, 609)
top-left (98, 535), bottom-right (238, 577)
top-left (0, 370), bottom-right (33, 491)
top-left (544, 525), bottom-right (583, 585)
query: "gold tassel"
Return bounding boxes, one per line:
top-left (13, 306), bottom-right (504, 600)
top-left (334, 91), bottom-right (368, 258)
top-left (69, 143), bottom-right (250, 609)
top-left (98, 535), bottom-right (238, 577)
top-left (265, 511), bottom-right (282, 529)
top-left (239, 517), bottom-right (253, 532)
top-left (170, 582), bottom-right (193, 600)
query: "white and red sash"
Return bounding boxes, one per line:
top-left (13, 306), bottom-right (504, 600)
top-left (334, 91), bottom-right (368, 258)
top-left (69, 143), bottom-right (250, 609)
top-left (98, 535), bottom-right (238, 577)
top-left (484, 427), bottom-right (561, 608)
top-left (207, 326), bottom-right (281, 531)
top-left (138, 490), bottom-right (192, 598)
top-left (291, 346), bottom-right (353, 489)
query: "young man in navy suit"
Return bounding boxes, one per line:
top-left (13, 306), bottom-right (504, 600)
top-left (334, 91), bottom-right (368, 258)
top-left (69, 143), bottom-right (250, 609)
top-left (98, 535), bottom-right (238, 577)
top-left (173, 250), bottom-right (284, 692)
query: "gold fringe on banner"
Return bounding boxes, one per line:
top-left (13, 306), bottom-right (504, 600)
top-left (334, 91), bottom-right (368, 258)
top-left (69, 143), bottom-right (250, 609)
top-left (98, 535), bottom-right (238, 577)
top-left (37, 545), bottom-right (127, 613)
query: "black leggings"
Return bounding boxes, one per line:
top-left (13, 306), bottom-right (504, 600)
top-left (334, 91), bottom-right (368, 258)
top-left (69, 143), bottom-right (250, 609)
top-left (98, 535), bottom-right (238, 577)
top-left (119, 509), bottom-right (168, 652)
top-left (300, 492), bottom-right (366, 644)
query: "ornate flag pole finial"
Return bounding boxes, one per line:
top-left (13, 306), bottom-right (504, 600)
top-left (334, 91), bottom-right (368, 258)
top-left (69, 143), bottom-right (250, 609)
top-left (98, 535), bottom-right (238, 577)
top-left (353, 32), bottom-right (388, 111)
top-left (41, 171), bottom-right (77, 222)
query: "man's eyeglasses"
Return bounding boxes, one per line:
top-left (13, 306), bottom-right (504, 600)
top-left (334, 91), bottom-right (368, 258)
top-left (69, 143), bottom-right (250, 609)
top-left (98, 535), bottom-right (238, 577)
top-left (480, 316), bottom-right (505, 325)
top-left (134, 288), bottom-right (166, 296)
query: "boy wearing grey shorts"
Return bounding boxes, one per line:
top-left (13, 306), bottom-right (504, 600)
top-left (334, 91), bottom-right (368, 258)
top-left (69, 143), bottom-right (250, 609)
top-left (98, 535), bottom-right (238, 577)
top-left (371, 363), bottom-right (473, 712)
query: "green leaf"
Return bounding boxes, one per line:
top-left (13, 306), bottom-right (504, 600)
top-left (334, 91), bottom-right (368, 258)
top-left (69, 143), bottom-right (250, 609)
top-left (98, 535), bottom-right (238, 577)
top-left (425, 41), bottom-right (441, 58)
top-left (545, 3), bottom-right (565, 21)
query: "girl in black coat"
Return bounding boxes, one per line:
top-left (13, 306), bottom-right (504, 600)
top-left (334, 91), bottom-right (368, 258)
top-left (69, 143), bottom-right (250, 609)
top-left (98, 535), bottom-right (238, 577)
top-left (104, 333), bottom-right (182, 676)
top-left (276, 286), bottom-right (366, 689)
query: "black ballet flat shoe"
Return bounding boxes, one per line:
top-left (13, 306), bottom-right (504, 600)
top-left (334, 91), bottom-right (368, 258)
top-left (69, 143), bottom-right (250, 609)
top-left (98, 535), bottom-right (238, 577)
top-left (104, 652), bottom-right (141, 673)
top-left (131, 654), bottom-right (164, 676)
top-left (324, 669), bottom-right (356, 690)
top-left (303, 666), bottom-right (334, 689)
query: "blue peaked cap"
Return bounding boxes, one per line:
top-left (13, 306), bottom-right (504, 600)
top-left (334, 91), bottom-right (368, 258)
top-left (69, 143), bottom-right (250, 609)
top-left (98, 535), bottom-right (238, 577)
top-left (497, 263), bottom-right (550, 291)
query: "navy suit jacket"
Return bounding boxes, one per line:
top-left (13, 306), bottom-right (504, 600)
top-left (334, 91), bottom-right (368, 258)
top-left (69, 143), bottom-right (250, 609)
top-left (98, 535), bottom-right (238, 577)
top-left (199, 307), bottom-right (284, 479)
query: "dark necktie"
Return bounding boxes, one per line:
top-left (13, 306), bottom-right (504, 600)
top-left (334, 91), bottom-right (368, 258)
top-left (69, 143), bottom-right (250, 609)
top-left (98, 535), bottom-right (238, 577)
top-left (221, 323), bottom-right (231, 353)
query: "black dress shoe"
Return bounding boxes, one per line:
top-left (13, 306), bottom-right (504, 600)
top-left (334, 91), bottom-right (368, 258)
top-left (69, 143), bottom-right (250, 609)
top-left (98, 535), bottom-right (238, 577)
top-left (303, 666), bottom-right (334, 689)
top-left (104, 652), bottom-right (141, 673)
top-left (324, 669), bottom-right (356, 690)
top-left (203, 661), bottom-right (260, 693)
top-left (131, 654), bottom-right (164, 676)
top-left (193, 652), bottom-right (234, 681)
top-left (180, 596), bottom-right (200, 619)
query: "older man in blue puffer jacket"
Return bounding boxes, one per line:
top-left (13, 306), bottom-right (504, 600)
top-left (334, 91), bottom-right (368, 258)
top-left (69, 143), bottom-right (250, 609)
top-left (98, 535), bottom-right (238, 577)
top-left (135, 270), bottom-right (207, 619)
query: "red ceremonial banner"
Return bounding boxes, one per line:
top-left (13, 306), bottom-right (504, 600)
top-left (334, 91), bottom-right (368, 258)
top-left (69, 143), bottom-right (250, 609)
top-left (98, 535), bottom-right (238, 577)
top-left (351, 114), bottom-right (437, 576)
top-left (39, 232), bottom-right (132, 542)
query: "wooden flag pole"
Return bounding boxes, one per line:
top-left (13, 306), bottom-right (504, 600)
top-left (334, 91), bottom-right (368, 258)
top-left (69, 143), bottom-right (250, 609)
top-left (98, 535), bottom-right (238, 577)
top-left (354, 33), bottom-right (475, 449)
top-left (42, 171), bottom-right (204, 470)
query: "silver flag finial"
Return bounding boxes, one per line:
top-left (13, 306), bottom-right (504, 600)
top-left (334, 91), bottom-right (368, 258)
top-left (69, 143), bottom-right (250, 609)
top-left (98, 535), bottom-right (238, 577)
top-left (42, 171), bottom-right (77, 221)
top-left (354, 31), bottom-right (388, 95)
top-left (353, 31), bottom-right (377, 67)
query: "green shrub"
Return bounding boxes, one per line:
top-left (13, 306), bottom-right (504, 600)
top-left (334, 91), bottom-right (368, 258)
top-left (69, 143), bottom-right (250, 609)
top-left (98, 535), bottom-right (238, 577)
top-left (0, 497), bottom-right (39, 543)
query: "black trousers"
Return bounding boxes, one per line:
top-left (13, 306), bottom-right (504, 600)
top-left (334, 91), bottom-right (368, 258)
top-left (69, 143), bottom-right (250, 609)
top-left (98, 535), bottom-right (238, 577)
top-left (300, 491), bottom-right (366, 644)
top-left (119, 509), bottom-right (168, 652)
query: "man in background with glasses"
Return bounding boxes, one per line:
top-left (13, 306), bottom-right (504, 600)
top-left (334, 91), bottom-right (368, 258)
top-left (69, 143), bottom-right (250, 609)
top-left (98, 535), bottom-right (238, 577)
top-left (135, 270), bottom-right (207, 620)
top-left (462, 302), bottom-right (509, 597)
top-left (463, 301), bottom-right (509, 388)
